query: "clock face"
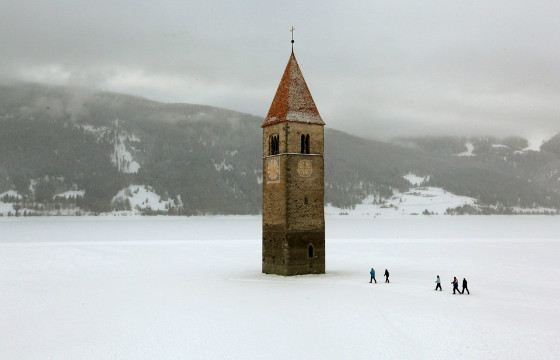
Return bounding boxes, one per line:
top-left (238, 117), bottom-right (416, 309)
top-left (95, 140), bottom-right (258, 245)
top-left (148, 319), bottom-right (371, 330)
top-left (297, 160), bottom-right (313, 177)
top-left (267, 157), bottom-right (280, 183)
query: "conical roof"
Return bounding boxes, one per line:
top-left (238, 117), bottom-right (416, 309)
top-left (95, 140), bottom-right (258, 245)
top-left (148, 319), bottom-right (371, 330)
top-left (262, 51), bottom-right (324, 127)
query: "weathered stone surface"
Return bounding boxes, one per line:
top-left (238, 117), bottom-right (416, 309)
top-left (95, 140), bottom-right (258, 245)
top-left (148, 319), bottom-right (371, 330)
top-left (262, 50), bottom-right (325, 276)
top-left (285, 122), bottom-right (324, 155)
top-left (262, 228), bottom-right (325, 275)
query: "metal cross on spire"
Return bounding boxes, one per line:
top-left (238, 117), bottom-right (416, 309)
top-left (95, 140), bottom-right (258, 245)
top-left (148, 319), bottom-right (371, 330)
top-left (290, 26), bottom-right (295, 52)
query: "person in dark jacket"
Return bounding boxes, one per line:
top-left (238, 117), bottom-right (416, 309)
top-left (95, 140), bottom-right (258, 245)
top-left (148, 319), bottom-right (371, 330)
top-left (435, 275), bottom-right (442, 291)
top-left (369, 268), bottom-right (377, 284)
top-left (452, 276), bottom-right (461, 294)
top-left (384, 269), bottom-right (390, 283)
top-left (462, 278), bottom-right (470, 294)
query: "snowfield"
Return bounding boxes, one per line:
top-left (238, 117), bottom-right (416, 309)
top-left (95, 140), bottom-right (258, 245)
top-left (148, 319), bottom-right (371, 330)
top-left (53, 189), bottom-right (85, 200)
top-left (326, 186), bottom-right (477, 216)
top-left (457, 141), bottom-right (475, 156)
top-left (1, 216), bottom-right (560, 359)
top-left (403, 172), bottom-right (429, 186)
top-left (111, 185), bottom-right (181, 213)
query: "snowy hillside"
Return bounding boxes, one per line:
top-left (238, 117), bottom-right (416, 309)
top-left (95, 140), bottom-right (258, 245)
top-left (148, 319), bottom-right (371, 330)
top-left (111, 133), bottom-right (141, 174)
top-left (53, 190), bottom-right (85, 200)
top-left (403, 173), bottom-right (429, 186)
top-left (2, 83), bottom-right (560, 215)
top-left (457, 141), bottom-right (475, 156)
top-left (327, 186), bottom-right (477, 216)
top-left (326, 173), bottom-right (477, 216)
top-left (111, 185), bottom-right (182, 214)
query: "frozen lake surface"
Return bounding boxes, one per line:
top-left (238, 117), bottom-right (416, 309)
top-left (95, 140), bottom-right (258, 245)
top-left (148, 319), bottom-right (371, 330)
top-left (1, 216), bottom-right (560, 359)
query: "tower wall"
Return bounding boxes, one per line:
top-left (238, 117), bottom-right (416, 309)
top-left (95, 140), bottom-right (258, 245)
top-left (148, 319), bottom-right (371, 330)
top-left (262, 123), bottom-right (286, 155)
top-left (284, 152), bottom-right (325, 274)
top-left (262, 125), bottom-right (325, 275)
top-left (285, 122), bottom-right (324, 154)
top-left (261, 50), bottom-right (325, 276)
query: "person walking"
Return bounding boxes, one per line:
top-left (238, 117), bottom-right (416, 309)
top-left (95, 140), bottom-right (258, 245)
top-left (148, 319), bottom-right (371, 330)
top-left (384, 269), bottom-right (390, 283)
top-left (462, 278), bottom-right (470, 295)
top-left (369, 268), bottom-right (377, 284)
top-left (435, 275), bottom-right (442, 291)
top-left (452, 276), bottom-right (461, 294)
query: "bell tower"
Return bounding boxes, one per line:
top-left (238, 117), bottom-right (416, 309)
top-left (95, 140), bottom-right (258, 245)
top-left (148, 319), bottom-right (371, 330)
top-left (262, 38), bottom-right (325, 275)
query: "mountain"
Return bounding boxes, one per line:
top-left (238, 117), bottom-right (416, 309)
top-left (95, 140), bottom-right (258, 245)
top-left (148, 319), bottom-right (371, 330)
top-left (0, 82), bottom-right (559, 215)
top-left (394, 136), bottom-right (560, 206)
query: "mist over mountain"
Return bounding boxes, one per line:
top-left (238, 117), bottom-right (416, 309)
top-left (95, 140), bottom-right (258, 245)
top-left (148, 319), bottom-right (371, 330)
top-left (1, 82), bottom-right (560, 215)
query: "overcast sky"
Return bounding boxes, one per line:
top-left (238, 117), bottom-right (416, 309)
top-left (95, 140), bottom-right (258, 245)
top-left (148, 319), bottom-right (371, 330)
top-left (1, 0), bottom-right (560, 142)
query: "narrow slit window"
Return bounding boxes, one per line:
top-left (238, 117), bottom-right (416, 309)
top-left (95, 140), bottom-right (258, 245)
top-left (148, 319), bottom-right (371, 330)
top-left (305, 134), bottom-right (310, 154)
top-left (308, 244), bottom-right (314, 258)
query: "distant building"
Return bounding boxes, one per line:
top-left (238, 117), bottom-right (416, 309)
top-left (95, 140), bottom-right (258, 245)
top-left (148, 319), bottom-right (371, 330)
top-left (261, 45), bottom-right (325, 275)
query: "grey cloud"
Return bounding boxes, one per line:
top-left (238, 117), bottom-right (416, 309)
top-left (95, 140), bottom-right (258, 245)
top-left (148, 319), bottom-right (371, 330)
top-left (1, 0), bottom-right (559, 140)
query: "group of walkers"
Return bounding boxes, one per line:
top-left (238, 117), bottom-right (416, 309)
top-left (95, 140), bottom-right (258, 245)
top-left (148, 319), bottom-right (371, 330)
top-left (435, 275), bottom-right (469, 294)
top-left (444, 276), bottom-right (469, 295)
top-left (369, 268), bottom-right (390, 284)
top-left (369, 269), bottom-right (471, 295)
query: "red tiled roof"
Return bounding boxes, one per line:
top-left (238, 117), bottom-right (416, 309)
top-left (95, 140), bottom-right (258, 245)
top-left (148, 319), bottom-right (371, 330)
top-left (262, 51), bottom-right (324, 127)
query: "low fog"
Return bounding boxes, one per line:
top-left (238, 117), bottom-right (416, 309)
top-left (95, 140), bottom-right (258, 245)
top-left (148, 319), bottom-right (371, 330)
top-left (1, 0), bottom-right (560, 141)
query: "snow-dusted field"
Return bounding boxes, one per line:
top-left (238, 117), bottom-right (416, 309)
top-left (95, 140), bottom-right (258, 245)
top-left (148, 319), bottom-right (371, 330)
top-left (1, 216), bottom-right (560, 359)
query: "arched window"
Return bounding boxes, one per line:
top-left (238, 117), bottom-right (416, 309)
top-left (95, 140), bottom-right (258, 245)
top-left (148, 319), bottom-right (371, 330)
top-left (308, 244), bottom-right (314, 258)
top-left (300, 134), bottom-right (305, 153)
top-left (305, 134), bottom-right (310, 154)
top-left (270, 135), bottom-right (280, 155)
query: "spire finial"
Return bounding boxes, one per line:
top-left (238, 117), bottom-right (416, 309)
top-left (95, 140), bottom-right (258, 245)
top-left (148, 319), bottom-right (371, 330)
top-left (290, 26), bottom-right (295, 52)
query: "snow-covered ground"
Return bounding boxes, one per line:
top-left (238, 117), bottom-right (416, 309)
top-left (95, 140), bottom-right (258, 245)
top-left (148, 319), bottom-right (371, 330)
top-left (457, 141), bottom-right (475, 156)
top-left (327, 186), bottom-right (477, 216)
top-left (112, 134), bottom-right (141, 174)
top-left (1, 216), bottom-right (559, 359)
top-left (403, 172), bottom-right (429, 186)
top-left (0, 190), bottom-right (22, 201)
top-left (53, 189), bottom-right (85, 200)
top-left (111, 185), bottom-right (180, 213)
top-left (0, 202), bottom-right (15, 214)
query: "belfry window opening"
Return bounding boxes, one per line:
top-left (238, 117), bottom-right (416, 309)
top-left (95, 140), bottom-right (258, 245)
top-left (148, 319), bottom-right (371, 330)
top-left (270, 134), bottom-right (280, 155)
top-left (301, 134), bottom-right (310, 154)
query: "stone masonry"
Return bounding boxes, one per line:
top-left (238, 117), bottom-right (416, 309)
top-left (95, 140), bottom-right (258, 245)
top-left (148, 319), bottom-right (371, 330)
top-left (262, 50), bottom-right (325, 275)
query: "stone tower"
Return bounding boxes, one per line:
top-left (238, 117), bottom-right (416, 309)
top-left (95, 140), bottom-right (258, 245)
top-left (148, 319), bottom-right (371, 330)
top-left (262, 48), bottom-right (325, 275)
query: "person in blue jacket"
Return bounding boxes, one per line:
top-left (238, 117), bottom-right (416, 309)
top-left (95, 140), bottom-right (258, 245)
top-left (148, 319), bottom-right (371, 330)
top-left (369, 268), bottom-right (377, 284)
